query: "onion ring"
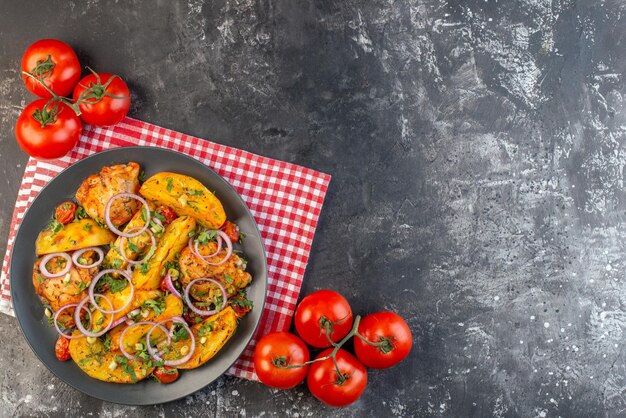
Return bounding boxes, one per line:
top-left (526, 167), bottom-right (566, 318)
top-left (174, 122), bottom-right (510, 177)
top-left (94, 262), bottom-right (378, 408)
top-left (39, 252), bottom-right (72, 278)
top-left (118, 228), bottom-right (156, 265)
top-left (89, 269), bottom-right (134, 314)
top-left (146, 317), bottom-right (195, 366)
top-left (189, 232), bottom-right (222, 260)
top-left (72, 247), bottom-right (104, 269)
top-left (105, 193), bottom-right (151, 237)
top-left (184, 277), bottom-right (228, 316)
top-left (53, 303), bottom-right (91, 339)
top-left (119, 321), bottom-right (170, 362)
top-left (74, 294), bottom-right (114, 338)
top-left (164, 273), bottom-right (182, 299)
top-left (191, 231), bottom-right (232, 266)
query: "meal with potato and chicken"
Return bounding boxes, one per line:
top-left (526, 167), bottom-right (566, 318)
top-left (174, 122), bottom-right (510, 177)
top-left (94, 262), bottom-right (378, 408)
top-left (32, 162), bottom-right (253, 384)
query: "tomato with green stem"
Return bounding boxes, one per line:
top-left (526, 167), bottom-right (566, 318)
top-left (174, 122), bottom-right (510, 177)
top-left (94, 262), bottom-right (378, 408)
top-left (21, 39), bottom-right (81, 98)
top-left (254, 332), bottom-right (310, 389)
top-left (72, 69), bottom-right (131, 126)
top-left (294, 290), bottom-right (353, 348)
top-left (354, 311), bottom-right (412, 369)
top-left (15, 99), bottom-right (82, 159)
top-left (307, 348), bottom-right (367, 407)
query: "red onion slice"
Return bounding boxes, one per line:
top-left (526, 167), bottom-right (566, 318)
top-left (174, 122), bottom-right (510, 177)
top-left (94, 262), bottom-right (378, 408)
top-left (72, 247), bottom-right (104, 269)
top-left (110, 315), bottom-right (129, 329)
top-left (164, 273), bottom-right (182, 299)
top-left (39, 252), bottom-right (72, 278)
top-left (146, 317), bottom-right (195, 366)
top-left (105, 193), bottom-right (151, 238)
top-left (74, 294), bottom-right (114, 338)
top-left (89, 269), bottom-right (134, 314)
top-left (119, 321), bottom-right (170, 362)
top-left (191, 231), bottom-right (232, 266)
top-left (184, 277), bottom-right (228, 316)
top-left (188, 232), bottom-right (222, 260)
top-left (118, 228), bottom-right (156, 265)
top-left (53, 302), bottom-right (91, 339)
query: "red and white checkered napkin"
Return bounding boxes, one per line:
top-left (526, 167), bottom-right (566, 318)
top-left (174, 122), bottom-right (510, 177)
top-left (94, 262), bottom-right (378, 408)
top-left (0, 117), bottom-right (331, 380)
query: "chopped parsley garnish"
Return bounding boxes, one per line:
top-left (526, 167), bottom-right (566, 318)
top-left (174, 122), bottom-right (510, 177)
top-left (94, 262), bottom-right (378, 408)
top-left (115, 355), bottom-right (138, 383)
top-left (110, 258), bottom-right (123, 269)
top-left (143, 297), bottom-right (166, 316)
top-left (138, 262), bottom-right (151, 274)
top-left (127, 241), bottom-right (140, 253)
top-left (49, 219), bottom-right (63, 234)
top-left (152, 211), bottom-right (166, 222)
top-left (186, 189), bottom-right (204, 196)
top-left (100, 333), bottom-right (111, 352)
top-left (171, 324), bottom-right (189, 342)
top-left (166, 177), bottom-right (174, 192)
top-left (139, 170), bottom-right (146, 182)
top-left (198, 321), bottom-right (214, 337)
top-left (96, 273), bottom-right (128, 293)
top-left (186, 201), bottom-right (199, 212)
top-left (74, 206), bottom-right (89, 221)
top-left (83, 223), bottom-right (93, 231)
top-left (196, 230), bottom-right (216, 245)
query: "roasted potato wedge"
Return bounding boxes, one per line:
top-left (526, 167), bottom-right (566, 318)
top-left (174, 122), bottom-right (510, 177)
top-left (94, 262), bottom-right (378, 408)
top-left (69, 331), bottom-right (153, 383)
top-left (103, 201), bottom-right (156, 271)
top-left (35, 219), bottom-right (115, 255)
top-left (177, 306), bottom-right (237, 370)
top-left (132, 216), bottom-right (196, 290)
top-left (139, 172), bottom-right (226, 228)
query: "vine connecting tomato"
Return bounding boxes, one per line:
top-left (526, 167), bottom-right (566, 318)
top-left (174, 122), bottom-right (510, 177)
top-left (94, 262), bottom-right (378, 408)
top-left (294, 290), bottom-right (353, 348)
top-left (354, 311), bottom-right (413, 369)
top-left (21, 39), bottom-right (81, 98)
top-left (307, 348), bottom-right (367, 407)
top-left (254, 332), bottom-right (310, 389)
top-left (15, 99), bottom-right (82, 159)
top-left (72, 70), bottom-right (131, 126)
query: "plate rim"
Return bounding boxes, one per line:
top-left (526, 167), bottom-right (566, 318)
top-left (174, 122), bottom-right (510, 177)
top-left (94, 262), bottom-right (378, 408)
top-left (9, 145), bottom-right (268, 405)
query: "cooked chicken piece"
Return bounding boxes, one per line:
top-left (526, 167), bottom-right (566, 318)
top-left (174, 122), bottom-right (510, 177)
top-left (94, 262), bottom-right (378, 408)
top-left (75, 162), bottom-right (141, 227)
top-left (179, 243), bottom-right (251, 302)
top-left (32, 253), bottom-right (98, 326)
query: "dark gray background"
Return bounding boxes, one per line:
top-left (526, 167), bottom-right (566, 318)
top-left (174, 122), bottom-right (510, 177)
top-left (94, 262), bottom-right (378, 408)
top-left (0, 0), bottom-right (624, 417)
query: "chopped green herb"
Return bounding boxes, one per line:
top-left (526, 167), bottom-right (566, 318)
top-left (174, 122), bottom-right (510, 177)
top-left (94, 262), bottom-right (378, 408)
top-left (100, 333), bottom-right (111, 352)
top-left (74, 206), bottom-right (88, 221)
top-left (76, 281), bottom-right (88, 293)
top-left (196, 230), bottom-right (216, 245)
top-left (63, 203), bottom-right (72, 209)
top-left (166, 177), bottom-right (174, 192)
top-left (186, 189), bottom-right (204, 196)
top-left (127, 241), bottom-right (140, 253)
top-left (143, 297), bottom-right (166, 316)
top-left (188, 230), bottom-right (196, 238)
top-left (139, 170), bottom-right (146, 182)
top-left (139, 262), bottom-right (151, 274)
top-left (70, 239), bottom-right (77, 245)
top-left (110, 258), bottom-right (123, 269)
top-left (49, 219), bottom-right (63, 234)
top-left (83, 223), bottom-right (93, 231)
top-left (96, 273), bottom-right (128, 293)
top-left (224, 274), bottom-right (233, 284)
top-left (186, 201), bottom-right (199, 212)
top-left (238, 233), bottom-right (246, 244)
top-left (171, 324), bottom-right (189, 342)
top-left (198, 321), bottom-right (214, 337)
top-left (141, 207), bottom-right (148, 222)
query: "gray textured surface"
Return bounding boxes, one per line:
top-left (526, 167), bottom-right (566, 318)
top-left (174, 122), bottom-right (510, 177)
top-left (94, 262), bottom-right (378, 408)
top-left (0, 0), bottom-right (625, 417)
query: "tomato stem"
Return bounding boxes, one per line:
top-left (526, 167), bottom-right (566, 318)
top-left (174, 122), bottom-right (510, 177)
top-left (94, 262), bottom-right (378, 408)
top-left (21, 71), bottom-right (82, 116)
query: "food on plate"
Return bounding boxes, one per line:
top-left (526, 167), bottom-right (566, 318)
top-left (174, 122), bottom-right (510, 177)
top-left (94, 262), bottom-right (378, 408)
top-left (75, 162), bottom-right (141, 226)
top-left (21, 39), bottom-right (81, 98)
top-left (72, 71), bottom-right (131, 126)
top-left (33, 163), bottom-right (254, 384)
top-left (139, 172), bottom-right (226, 229)
top-left (15, 99), bottom-right (82, 160)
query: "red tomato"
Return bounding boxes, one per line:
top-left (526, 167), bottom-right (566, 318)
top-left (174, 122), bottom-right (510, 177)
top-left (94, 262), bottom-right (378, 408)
top-left (354, 312), bottom-right (412, 369)
top-left (55, 336), bottom-right (71, 361)
top-left (21, 39), bottom-right (81, 98)
top-left (72, 72), bottom-right (130, 126)
top-left (155, 205), bottom-right (178, 225)
top-left (159, 277), bottom-right (169, 293)
top-left (254, 332), bottom-right (310, 389)
top-left (307, 348), bottom-right (367, 407)
top-left (153, 366), bottom-right (179, 384)
top-left (15, 99), bottom-right (82, 159)
top-left (55, 201), bottom-right (77, 225)
top-left (294, 290), bottom-right (353, 348)
top-left (221, 221), bottom-right (240, 242)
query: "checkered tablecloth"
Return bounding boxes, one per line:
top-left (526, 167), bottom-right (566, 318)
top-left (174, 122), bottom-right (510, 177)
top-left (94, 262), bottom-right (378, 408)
top-left (0, 117), bottom-right (330, 380)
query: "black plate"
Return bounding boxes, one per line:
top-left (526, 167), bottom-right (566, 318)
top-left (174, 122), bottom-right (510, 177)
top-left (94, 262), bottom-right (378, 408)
top-left (10, 146), bottom-right (267, 405)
